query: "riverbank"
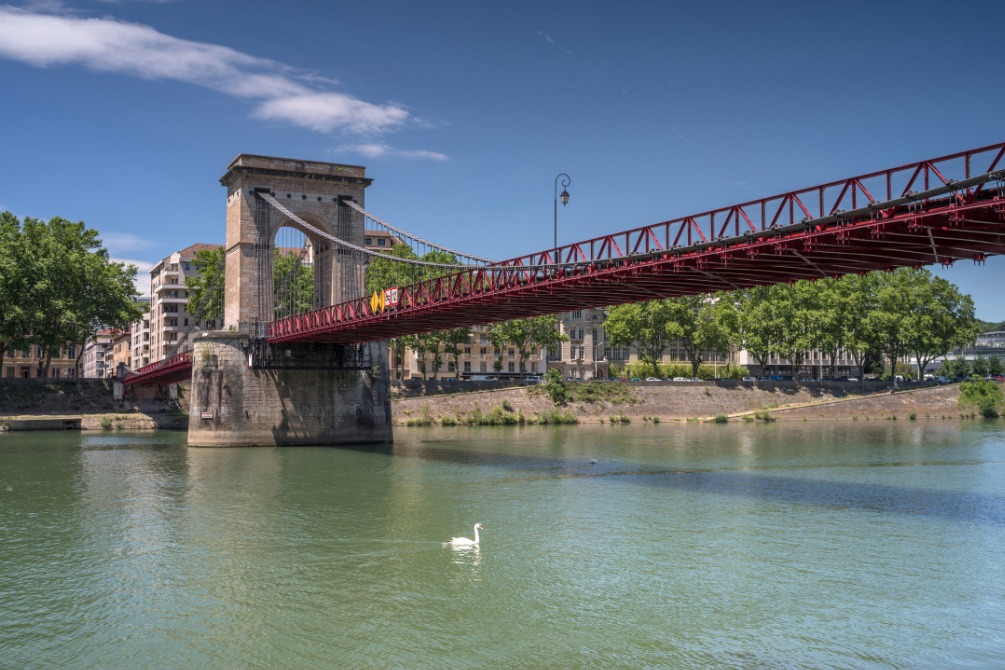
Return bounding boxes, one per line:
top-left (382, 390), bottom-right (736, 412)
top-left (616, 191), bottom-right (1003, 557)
top-left (392, 380), bottom-right (986, 425)
top-left (0, 379), bottom-right (187, 432)
top-left (0, 378), bottom-right (995, 433)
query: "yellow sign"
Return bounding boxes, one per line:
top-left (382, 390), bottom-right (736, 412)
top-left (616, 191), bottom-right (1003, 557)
top-left (370, 290), bottom-right (386, 313)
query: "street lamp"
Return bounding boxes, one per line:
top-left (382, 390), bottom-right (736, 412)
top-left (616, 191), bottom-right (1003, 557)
top-left (554, 173), bottom-right (571, 251)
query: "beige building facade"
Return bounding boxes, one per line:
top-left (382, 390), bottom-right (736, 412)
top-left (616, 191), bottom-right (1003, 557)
top-left (2, 345), bottom-right (79, 379)
top-left (148, 243), bottom-right (223, 362)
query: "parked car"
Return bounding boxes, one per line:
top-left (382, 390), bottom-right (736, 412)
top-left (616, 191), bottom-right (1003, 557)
top-left (672, 377), bottom-right (689, 382)
top-left (645, 377), bottom-right (660, 382)
top-left (741, 377), bottom-right (756, 383)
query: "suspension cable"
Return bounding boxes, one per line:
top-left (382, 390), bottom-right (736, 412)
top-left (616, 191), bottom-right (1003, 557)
top-left (258, 193), bottom-right (476, 269)
top-left (341, 198), bottom-right (494, 264)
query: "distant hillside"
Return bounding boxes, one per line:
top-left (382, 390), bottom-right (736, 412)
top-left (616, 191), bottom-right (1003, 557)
top-left (978, 319), bottom-right (1005, 332)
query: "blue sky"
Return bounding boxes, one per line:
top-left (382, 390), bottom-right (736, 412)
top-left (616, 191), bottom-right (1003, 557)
top-left (2, 0), bottom-right (1004, 320)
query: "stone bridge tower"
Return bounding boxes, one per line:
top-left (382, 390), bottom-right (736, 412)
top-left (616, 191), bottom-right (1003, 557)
top-left (219, 155), bottom-right (372, 332)
top-left (188, 155), bottom-right (392, 447)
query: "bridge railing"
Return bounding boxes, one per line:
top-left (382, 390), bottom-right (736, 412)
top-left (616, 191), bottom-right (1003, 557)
top-left (123, 351), bottom-right (193, 384)
top-left (494, 141), bottom-right (1005, 268)
top-left (269, 141), bottom-right (1005, 341)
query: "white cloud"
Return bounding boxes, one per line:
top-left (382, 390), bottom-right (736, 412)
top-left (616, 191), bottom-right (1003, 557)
top-left (102, 231), bottom-right (156, 254)
top-left (255, 93), bottom-right (409, 135)
top-left (0, 5), bottom-right (410, 136)
top-left (335, 142), bottom-right (448, 162)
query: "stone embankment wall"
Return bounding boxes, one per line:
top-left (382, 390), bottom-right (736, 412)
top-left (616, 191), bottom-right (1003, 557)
top-left (0, 378), bottom-right (187, 431)
top-left (392, 380), bottom-right (974, 424)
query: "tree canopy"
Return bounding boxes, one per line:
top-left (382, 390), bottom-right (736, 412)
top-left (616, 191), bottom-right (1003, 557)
top-left (0, 212), bottom-right (144, 374)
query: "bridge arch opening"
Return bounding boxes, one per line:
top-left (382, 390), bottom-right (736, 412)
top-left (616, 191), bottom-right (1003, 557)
top-left (273, 224), bottom-right (316, 321)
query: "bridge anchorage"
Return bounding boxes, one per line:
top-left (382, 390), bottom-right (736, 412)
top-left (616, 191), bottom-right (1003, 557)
top-left (187, 155), bottom-right (393, 447)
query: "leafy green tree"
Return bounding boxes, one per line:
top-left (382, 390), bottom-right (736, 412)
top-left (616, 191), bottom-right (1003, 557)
top-left (941, 356), bottom-right (971, 379)
top-left (414, 331), bottom-right (446, 380)
top-left (365, 243), bottom-right (421, 296)
top-left (396, 335), bottom-right (419, 380)
top-left (489, 315), bottom-right (566, 377)
top-left (17, 215), bottom-right (142, 375)
top-left (663, 294), bottom-right (737, 378)
top-left (604, 300), bottom-right (677, 378)
top-left (273, 247), bottom-right (314, 318)
top-left (832, 273), bottom-right (883, 380)
top-left (442, 327), bottom-right (470, 377)
top-left (734, 287), bottom-right (775, 373)
top-left (0, 212), bottom-right (28, 368)
top-left (186, 246), bottom-right (226, 325)
top-left (972, 355), bottom-right (992, 379)
top-left (898, 270), bottom-right (979, 379)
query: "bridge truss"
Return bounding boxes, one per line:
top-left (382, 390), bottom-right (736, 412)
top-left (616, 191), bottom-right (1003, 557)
top-left (124, 141), bottom-right (1005, 385)
top-left (268, 141), bottom-right (1005, 345)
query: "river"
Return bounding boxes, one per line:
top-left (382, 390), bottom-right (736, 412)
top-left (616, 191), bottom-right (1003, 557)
top-left (2, 422), bottom-right (1004, 668)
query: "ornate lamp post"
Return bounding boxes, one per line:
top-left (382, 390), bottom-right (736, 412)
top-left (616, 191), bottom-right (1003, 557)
top-left (553, 173), bottom-right (571, 250)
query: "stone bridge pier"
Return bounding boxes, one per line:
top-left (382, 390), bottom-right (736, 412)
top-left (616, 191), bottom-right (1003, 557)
top-left (187, 155), bottom-right (392, 447)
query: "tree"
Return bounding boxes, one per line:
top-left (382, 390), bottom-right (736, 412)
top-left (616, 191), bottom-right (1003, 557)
top-left (735, 287), bottom-right (775, 374)
top-left (941, 356), bottom-right (971, 380)
top-left (186, 246), bottom-right (226, 325)
top-left (489, 316), bottom-right (566, 377)
top-left (365, 243), bottom-right (421, 296)
top-left (0, 212), bottom-right (28, 369)
top-left (604, 300), bottom-right (677, 378)
top-left (662, 294), bottom-right (736, 378)
top-left (414, 331), bottom-right (446, 380)
top-left (831, 273), bottom-right (883, 381)
top-left (17, 216), bottom-right (143, 376)
top-left (273, 247), bottom-right (314, 318)
top-left (899, 270), bottom-right (979, 380)
top-left (442, 327), bottom-right (470, 377)
top-left (388, 337), bottom-right (410, 380)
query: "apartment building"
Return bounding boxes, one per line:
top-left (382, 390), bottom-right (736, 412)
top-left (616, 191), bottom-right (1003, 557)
top-left (107, 330), bottom-right (131, 378)
top-left (81, 329), bottom-right (113, 378)
top-left (130, 310), bottom-right (151, 370)
top-left (551, 308), bottom-right (609, 380)
top-left (148, 243), bottom-right (222, 362)
top-left (1, 345), bottom-right (79, 379)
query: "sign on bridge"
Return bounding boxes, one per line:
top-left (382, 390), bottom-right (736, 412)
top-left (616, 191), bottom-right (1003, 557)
top-left (370, 287), bottom-right (399, 313)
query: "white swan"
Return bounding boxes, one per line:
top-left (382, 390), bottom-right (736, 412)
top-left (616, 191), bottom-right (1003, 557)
top-left (445, 523), bottom-right (483, 547)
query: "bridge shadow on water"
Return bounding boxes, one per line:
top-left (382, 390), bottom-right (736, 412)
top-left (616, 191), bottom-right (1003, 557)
top-left (377, 440), bottom-right (1005, 527)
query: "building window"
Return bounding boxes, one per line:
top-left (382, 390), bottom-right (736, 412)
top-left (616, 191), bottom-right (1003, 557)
top-left (572, 310), bottom-right (582, 318)
top-left (480, 347), bottom-right (487, 356)
top-left (508, 362), bottom-right (515, 372)
top-left (365, 237), bottom-right (372, 245)
top-left (377, 238), bottom-right (386, 246)
top-left (463, 362), bottom-right (471, 372)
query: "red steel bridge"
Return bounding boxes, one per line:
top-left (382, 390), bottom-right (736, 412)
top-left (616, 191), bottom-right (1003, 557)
top-left (125, 141), bottom-right (1005, 386)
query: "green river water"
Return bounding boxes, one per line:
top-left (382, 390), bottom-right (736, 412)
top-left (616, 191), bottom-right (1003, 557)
top-left (2, 421), bottom-right (1004, 669)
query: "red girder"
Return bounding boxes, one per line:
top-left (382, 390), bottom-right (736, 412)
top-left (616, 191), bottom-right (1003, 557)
top-left (204, 142), bottom-right (1005, 347)
top-left (122, 351), bottom-right (193, 386)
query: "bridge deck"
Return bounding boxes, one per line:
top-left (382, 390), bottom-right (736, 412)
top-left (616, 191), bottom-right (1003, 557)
top-left (124, 141), bottom-right (1005, 384)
